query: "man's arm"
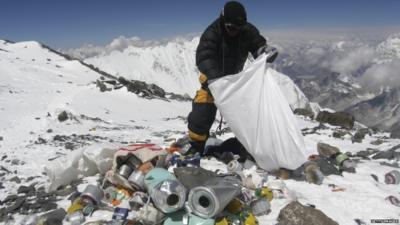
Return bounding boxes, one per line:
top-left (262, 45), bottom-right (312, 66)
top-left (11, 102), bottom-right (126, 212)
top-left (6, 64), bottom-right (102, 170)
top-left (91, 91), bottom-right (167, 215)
top-left (247, 24), bottom-right (278, 63)
top-left (196, 26), bottom-right (222, 80)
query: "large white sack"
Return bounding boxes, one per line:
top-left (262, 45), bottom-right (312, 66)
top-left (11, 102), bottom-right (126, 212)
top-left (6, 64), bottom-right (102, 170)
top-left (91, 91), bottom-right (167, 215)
top-left (208, 54), bottom-right (309, 171)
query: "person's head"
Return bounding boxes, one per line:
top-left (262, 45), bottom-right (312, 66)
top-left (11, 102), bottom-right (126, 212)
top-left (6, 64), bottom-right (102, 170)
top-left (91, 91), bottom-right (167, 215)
top-left (222, 1), bottom-right (247, 37)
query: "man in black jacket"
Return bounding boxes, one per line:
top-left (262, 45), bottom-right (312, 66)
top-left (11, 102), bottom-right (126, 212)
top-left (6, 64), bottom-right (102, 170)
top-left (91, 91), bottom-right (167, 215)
top-left (187, 1), bottom-right (278, 154)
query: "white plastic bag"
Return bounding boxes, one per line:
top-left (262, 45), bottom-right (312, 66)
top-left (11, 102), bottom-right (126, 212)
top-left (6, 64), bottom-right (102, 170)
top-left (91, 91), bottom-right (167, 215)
top-left (208, 54), bottom-right (309, 171)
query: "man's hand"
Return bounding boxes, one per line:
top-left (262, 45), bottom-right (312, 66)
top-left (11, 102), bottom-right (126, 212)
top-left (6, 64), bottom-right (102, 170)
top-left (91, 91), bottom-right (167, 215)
top-left (257, 45), bottom-right (278, 63)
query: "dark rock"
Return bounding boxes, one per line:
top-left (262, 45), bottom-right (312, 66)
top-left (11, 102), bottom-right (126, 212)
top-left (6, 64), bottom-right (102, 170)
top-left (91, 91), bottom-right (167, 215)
top-left (53, 135), bottom-right (68, 142)
top-left (314, 158), bottom-right (341, 176)
top-left (370, 174), bottom-right (379, 182)
top-left (17, 184), bottom-right (36, 195)
top-left (57, 111), bottom-right (68, 122)
top-left (96, 79), bottom-right (110, 92)
top-left (167, 92), bottom-right (192, 102)
top-left (54, 186), bottom-right (76, 196)
top-left (35, 137), bottom-right (47, 144)
top-left (352, 128), bottom-right (371, 143)
top-left (40, 202), bottom-right (58, 212)
top-left (1, 155), bottom-right (6, 160)
top-left (2, 195), bottom-right (18, 204)
top-left (0, 182), bottom-right (4, 189)
top-left (316, 111), bottom-right (355, 129)
top-left (278, 201), bottom-right (339, 225)
top-left (294, 108), bottom-right (314, 119)
top-left (372, 150), bottom-right (395, 160)
top-left (332, 130), bottom-right (348, 139)
top-left (0, 136), bottom-right (3, 141)
top-left (356, 148), bottom-right (379, 158)
top-left (9, 176), bottom-right (21, 184)
top-left (380, 162), bottom-right (400, 168)
top-left (317, 143), bottom-right (340, 158)
top-left (11, 159), bottom-right (20, 165)
top-left (390, 122), bottom-right (400, 139)
top-left (47, 129), bottom-right (53, 133)
top-left (41, 208), bottom-right (66, 225)
top-left (64, 142), bottom-right (75, 150)
top-left (370, 139), bottom-right (384, 145)
top-left (6, 196), bottom-right (26, 213)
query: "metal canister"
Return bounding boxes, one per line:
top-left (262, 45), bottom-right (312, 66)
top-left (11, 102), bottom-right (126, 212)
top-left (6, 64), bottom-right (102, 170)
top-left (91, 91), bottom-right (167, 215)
top-left (385, 195), bottom-right (400, 207)
top-left (188, 176), bottom-right (242, 219)
top-left (126, 155), bottom-right (142, 170)
top-left (66, 211), bottom-right (85, 225)
top-left (81, 184), bottom-right (104, 205)
top-left (128, 170), bottom-right (145, 190)
top-left (227, 160), bottom-right (243, 172)
top-left (385, 170), bottom-right (400, 185)
top-left (118, 164), bottom-right (134, 179)
top-left (144, 168), bottom-right (186, 213)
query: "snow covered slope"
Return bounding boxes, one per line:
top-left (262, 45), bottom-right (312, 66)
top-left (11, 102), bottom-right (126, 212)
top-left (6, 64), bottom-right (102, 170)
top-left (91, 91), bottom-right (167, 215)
top-left (84, 37), bottom-right (200, 96)
top-left (1, 39), bottom-right (400, 225)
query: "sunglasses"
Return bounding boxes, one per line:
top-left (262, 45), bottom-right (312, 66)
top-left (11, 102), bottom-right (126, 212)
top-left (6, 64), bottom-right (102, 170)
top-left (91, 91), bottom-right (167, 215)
top-left (225, 23), bottom-right (243, 32)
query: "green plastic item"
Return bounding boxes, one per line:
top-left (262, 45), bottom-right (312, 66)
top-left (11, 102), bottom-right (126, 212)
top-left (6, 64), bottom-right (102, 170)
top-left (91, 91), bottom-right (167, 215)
top-left (335, 153), bottom-right (349, 166)
top-left (163, 211), bottom-right (215, 225)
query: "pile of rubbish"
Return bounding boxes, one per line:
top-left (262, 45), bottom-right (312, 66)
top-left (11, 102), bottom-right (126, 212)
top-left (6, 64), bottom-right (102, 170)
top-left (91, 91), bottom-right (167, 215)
top-left (4, 135), bottom-right (399, 225)
top-left (10, 139), bottom-right (301, 225)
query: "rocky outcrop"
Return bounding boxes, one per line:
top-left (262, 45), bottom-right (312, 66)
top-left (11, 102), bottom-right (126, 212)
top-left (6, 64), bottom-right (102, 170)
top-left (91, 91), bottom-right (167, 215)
top-left (278, 201), bottom-right (339, 225)
top-left (316, 111), bottom-right (355, 129)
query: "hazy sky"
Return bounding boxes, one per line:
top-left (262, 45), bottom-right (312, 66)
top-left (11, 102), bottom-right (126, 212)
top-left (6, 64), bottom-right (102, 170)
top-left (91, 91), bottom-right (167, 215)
top-left (1, 0), bottom-right (400, 48)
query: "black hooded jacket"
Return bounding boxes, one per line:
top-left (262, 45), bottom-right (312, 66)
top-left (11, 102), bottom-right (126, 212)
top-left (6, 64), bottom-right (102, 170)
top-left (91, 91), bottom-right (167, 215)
top-left (196, 17), bottom-right (266, 80)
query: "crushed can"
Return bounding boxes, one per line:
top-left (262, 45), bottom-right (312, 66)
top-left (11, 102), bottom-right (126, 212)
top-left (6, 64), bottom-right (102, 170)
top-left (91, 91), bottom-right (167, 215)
top-left (386, 195), bottom-right (400, 207)
top-left (188, 175), bottom-right (242, 218)
top-left (385, 170), bottom-right (400, 185)
top-left (81, 184), bottom-right (104, 205)
top-left (118, 164), bottom-right (134, 179)
top-left (227, 160), bottom-right (243, 172)
top-left (129, 192), bottom-right (149, 211)
top-left (66, 210), bottom-right (85, 225)
top-left (144, 168), bottom-right (186, 213)
top-left (250, 198), bottom-right (271, 216)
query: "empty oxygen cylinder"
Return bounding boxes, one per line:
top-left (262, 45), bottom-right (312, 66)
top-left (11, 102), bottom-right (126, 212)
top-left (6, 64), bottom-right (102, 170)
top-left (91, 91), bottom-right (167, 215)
top-left (188, 175), bottom-right (242, 219)
top-left (385, 170), bottom-right (400, 185)
top-left (144, 168), bottom-right (186, 213)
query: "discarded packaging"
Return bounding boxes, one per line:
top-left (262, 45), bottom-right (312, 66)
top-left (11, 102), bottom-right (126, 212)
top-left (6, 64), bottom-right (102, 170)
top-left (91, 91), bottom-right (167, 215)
top-left (138, 204), bottom-right (166, 225)
top-left (255, 187), bottom-right (273, 201)
top-left (250, 198), bottom-right (271, 216)
top-left (170, 153), bottom-right (201, 167)
top-left (144, 168), bottom-right (186, 213)
top-left (226, 198), bottom-right (245, 214)
top-left (385, 170), bottom-right (400, 185)
top-left (112, 207), bottom-right (130, 221)
top-left (188, 176), bottom-right (242, 218)
top-left (81, 184), bottom-right (104, 205)
top-left (138, 161), bottom-right (155, 174)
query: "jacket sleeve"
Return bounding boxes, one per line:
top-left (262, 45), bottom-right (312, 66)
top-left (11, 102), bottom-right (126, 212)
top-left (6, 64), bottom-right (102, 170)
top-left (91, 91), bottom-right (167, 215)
top-left (196, 26), bottom-right (222, 80)
top-left (246, 24), bottom-right (267, 59)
